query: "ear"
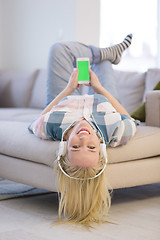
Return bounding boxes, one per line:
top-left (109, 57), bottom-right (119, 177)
top-left (100, 143), bottom-right (107, 162)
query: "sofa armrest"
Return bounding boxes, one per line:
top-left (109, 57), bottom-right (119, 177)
top-left (146, 90), bottom-right (160, 127)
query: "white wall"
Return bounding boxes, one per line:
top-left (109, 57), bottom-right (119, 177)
top-left (0, 0), bottom-right (76, 71)
top-left (76, 0), bottom-right (100, 46)
top-left (0, 0), bottom-right (100, 71)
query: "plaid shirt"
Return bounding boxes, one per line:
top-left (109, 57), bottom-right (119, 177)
top-left (28, 94), bottom-right (138, 147)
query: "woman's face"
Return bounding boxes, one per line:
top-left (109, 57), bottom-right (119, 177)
top-left (65, 120), bottom-right (100, 167)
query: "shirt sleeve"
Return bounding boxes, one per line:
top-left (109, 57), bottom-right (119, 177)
top-left (109, 114), bottom-right (139, 147)
top-left (28, 114), bottom-right (50, 140)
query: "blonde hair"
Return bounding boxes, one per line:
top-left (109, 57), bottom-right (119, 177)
top-left (54, 154), bottom-right (111, 227)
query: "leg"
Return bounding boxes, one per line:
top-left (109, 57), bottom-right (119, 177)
top-left (99, 34), bottom-right (132, 64)
top-left (90, 61), bottom-right (119, 100)
top-left (46, 35), bottom-right (132, 105)
top-left (46, 42), bottom-right (99, 105)
top-left (88, 34), bottom-right (133, 99)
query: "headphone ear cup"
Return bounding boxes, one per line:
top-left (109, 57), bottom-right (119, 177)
top-left (100, 143), bottom-right (107, 162)
top-left (57, 141), bottom-right (67, 159)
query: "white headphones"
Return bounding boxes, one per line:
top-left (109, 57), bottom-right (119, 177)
top-left (57, 141), bottom-right (107, 161)
top-left (56, 119), bottom-right (107, 180)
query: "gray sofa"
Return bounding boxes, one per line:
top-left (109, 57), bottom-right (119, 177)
top-left (0, 68), bottom-right (160, 191)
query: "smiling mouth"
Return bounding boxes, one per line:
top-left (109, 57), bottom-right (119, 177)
top-left (77, 128), bottom-right (90, 135)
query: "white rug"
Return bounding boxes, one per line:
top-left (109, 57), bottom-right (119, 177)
top-left (0, 181), bottom-right (160, 240)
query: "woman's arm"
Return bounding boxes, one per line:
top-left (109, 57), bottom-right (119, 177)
top-left (98, 88), bottom-right (130, 117)
top-left (89, 69), bottom-right (130, 117)
top-left (40, 70), bottom-right (80, 115)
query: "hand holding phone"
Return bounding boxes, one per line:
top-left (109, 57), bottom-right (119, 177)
top-left (89, 69), bottom-right (104, 94)
top-left (77, 58), bottom-right (90, 84)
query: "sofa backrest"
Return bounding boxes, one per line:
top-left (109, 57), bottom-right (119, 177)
top-left (0, 68), bottom-right (159, 114)
top-left (0, 68), bottom-right (146, 112)
top-left (28, 70), bottom-right (46, 109)
top-left (114, 70), bottom-right (146, 114)
top-left (0, 69), bottom-right (46, 109)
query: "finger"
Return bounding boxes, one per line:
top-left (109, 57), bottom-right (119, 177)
top-left (73, 69), bottom-right (79, 79)
top-left (89, 69), bottom-right (95, 80)
top-left (89, 69), bottom-right (92, 81)
top-left (71, 69), bottom-right (78, 80)
top-left (76, 69), bottom-right (79, 75)
top-left (74, 68), bottom-right (79, 73)
top-left (72, 68), bottom-right (78, 75)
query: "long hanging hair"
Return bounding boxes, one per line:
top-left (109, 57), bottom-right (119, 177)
top-left (54, 153), bottom-right (112, 227)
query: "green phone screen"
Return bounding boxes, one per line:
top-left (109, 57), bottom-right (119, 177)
top-left (77, 61), bottom-right (89, 81)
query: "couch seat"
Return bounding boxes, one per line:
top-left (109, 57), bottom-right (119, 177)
top-left (0, 109), bottom-right (160, 167)
top-left (0, 108), bottom-right (41, 121)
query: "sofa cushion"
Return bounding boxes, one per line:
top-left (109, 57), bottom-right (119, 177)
top-left (0, 108), bottom-right (41, 122)
top-left (0, 70), bottom-right (38, 108)
top-left (114, 70), bottom-right (146, 114)
top-left (28, 69), bottom-right (46, 109)
top-left (143, 68), bottom-right (160, 102)
top-left (0, 121), bottom-right (59, 168)
top-left (0, 120), bottom-right (159, 167)
top-left (131, 81), bottom-right (160, 122)
top-left (108, 126), bottom-right (160, 163)
top-left (130, 102), bottom-right (146, 122)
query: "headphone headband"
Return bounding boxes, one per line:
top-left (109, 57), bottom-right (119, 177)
top-left (57, 156), bottom-right (107, 180)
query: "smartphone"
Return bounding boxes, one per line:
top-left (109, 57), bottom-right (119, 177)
top-left (77, 58), bottom-right (90, 84)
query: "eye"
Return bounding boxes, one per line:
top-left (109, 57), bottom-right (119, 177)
top-left (72, 145), bottom-right (79, 149)
top-left (88, 146), bottom-right (95, 149)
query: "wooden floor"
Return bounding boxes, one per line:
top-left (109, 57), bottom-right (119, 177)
top-left (0, 183), bottom-right (160, 240)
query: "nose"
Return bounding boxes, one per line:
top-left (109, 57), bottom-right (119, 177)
top-left (79, 134), bottom-right (89, 144)
top-left (79, 136), bottom-right (89, 149)
top-left (79, 134), bottom-right (89, 141)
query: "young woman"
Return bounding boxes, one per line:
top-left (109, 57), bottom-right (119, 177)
top-left (28, 34), bottom-right (138, 226)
